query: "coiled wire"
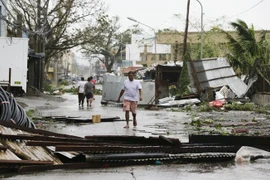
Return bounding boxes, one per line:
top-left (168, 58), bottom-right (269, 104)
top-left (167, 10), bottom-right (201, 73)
top-left (0, 86), bottom-right (35, 128)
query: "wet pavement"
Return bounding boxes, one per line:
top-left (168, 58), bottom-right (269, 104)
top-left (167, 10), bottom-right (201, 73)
top-left (5, 89), bottom-right (270, 180)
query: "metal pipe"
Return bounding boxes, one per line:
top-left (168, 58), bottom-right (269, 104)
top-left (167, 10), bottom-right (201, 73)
top-left (195, 0), bottom-right (204, 60)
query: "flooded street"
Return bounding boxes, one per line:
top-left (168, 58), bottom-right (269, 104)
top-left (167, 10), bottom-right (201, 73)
top-left (6, 89), bottom-right (270, 180)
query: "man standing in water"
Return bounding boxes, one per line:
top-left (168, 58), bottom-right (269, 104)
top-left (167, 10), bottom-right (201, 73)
top-left (117, 71), bottom-right (142, 128)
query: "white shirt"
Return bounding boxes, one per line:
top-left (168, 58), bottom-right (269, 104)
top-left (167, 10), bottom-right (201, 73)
top-left (122, 79), bottom-right (142, 101)
top-left (78, 81), bottom-right (86, 93)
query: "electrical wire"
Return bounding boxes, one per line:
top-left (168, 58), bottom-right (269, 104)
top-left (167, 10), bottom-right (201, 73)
top-left (227, 0), bottom-right (264, 19)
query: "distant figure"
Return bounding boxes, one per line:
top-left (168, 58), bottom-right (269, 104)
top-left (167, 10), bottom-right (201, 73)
top-left (77, 77), bottom-right (86, 108)
top-left (117, 71), bottom-right (142, 128)
top-left (84, 77), bottom-right (95, 107)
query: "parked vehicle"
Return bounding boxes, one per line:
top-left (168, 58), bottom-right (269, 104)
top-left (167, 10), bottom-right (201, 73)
top-left (0, 37), bottom-right (29, 96)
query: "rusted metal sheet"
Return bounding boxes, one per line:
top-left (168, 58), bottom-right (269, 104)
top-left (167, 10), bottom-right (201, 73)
top-left (55, 144), bottom-right (238, 154)
top-left (189, 134), bottom-right (270, 151)
top-left (84, 135), bottom-right (182, 146)
top-left (18, 152), bottom-right (235, 173)
top-left (39, 116), bottom-right (122, 123)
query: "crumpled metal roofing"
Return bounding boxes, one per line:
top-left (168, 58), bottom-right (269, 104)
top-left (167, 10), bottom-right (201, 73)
top-left (188, 58), bottom-right (248, 98)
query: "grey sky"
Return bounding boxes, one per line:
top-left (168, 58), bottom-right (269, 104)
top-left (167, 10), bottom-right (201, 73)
top-left (103, 0), bottom-right (269, 32)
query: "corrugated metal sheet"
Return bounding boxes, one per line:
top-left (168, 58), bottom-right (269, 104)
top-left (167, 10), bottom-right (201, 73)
top-left (102, 74), bottom-right (155, 105)
top-left (103, 74), bottom-right (128, 82)
top-left (189, 58), bottom-right (248, 97)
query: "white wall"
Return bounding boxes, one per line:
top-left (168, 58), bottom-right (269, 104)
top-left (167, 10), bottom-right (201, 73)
top-left (102, 74), bottom-right (155, 105)
top-left (0, 37), bottom-right (29, 92)
top-left (126, 34), bottom-right (171, 64)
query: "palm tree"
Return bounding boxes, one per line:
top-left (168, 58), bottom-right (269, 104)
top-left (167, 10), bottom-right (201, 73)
top-left (217, 19), bottom-right (269, 77)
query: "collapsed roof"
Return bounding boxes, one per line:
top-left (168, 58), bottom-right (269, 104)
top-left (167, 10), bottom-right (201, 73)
top-left (187, 58), bottom-right (248, 98)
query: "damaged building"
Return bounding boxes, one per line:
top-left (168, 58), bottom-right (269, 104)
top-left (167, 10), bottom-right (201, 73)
top-left (187, 57), bottom-right (248, 101)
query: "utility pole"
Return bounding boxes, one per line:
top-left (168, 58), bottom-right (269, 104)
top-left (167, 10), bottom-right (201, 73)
top-left (36, 0), bottom-right (43, 91)
top-left (183, 0), bottom-right (190, 58)
top-left (196, 0), bottom-right (204, 60)
top-left (36, 0), bottom-right (47, 92)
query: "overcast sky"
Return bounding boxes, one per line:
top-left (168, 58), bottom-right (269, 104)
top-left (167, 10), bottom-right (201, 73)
top-left (103, 0), bottom-right (269, 32)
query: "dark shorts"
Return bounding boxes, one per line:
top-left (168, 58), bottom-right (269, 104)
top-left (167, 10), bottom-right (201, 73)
top-left (85, 92), bottom-right (93, 99)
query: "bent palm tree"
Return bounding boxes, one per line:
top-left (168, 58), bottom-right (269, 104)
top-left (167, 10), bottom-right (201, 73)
top-left (216, 19), bottom-right (269, 77)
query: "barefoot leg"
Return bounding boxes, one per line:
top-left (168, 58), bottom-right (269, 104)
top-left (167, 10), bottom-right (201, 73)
top-left (132, 113), bottom-right (137, 127)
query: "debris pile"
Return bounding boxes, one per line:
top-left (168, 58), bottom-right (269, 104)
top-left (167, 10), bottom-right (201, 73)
top-left (1, 119), bottom-right (270, 174)
top-left (0, 120), bottom-right (238, 174)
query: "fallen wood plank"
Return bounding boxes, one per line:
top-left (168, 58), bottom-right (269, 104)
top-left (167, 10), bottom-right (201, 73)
top-left (0, 121), bottom-right (84, 139)
top-left (0, 145), bottom-right (7, 151)
top-left (84, 135), bottom-right (181, 146)
top-left (0, 159), bottom-right (54, 165)
top-left (0, 134), bottom-right (88, 142)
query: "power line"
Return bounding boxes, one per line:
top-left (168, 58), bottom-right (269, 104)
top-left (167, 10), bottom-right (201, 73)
top-left (228, 0), bottom-right (264, 19)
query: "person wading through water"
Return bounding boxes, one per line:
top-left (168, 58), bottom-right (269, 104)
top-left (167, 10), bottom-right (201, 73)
top-left (117, 71), bottom-right (142, 128)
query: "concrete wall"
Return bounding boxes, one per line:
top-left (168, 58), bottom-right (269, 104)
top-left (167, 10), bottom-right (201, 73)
top-left (252, 94), bottom-right (270, 107)
top-left (102, 75), bottom-right (155, 105)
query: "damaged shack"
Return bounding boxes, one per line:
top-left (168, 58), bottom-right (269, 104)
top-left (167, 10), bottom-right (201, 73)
top-left (187, 58), bottom-right (249, 101)
top-left (102, 64), bottom-right (182, 105)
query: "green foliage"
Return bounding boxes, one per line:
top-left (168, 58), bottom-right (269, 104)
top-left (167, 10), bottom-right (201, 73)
top-left (203, 119), bottom-right (214, 124)
top-left (62, 86), bottom-right (77, 94)
top-left (177, 53), bottom-right (191, 97)
top-left (26, 109), bottom-right (35, 118)
top-left (224, 102), bottom-right (254, 111)
top-left (254, 107), bottom-right (268, 114)
top-left (198, 102), bottom-right (213, 112)
top-left (191, 119), bottom-right (202, 127)
top-left (94, 89), bottom-right (102, 95)
top-left (81, 16), bottom-right (143, 72)
top-left (7, 0), bottom-right (107, 67)
top-left (169, 85), bottom-right (178, 96)
top-left (43, 82), bottom-right (53, 92)
top-left (190, 29), bottom-right (225, 60)
top-left (214, 19), bottom-right (270, 75)
top-left (184, 105), bottom-right (192, 112)
top-left (59, 80), bottom-right (70, 86)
